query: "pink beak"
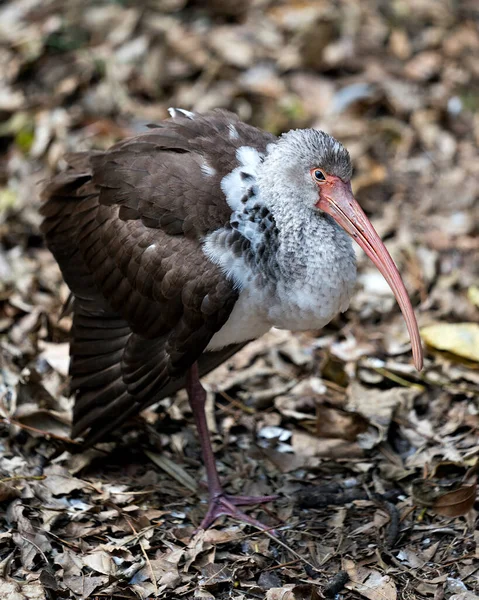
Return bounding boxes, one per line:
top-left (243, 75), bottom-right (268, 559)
top-left (317, 177), bottom-right (423, 371)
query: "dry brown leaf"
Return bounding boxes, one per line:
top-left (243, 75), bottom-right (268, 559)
top-left (203, 529), bottom-right (239, 544)
top-left (266, 585), bottom-right (321, 600)
top-left (16, 409), bottom-right (71, 438)
top-left (346, 382), bottom-right (420, 448)
top-left (432, 484), bottom-right (477, 517)
top-left (412, 463), bottom-right (478, 517)
top-left (0, 481), bottom-right (20, 502)
top-left (41, 468), bottom-right (86, 496)
top-left (343, 559), bottom-right (397, 600)
top-left (83, 550), bottom-right (117, 575)
top-left (412, 479), bottom-right (477, 517)
top-left (266, 590), bottom-right (295, 600)
top-left (292, 430), bottom-right (364, 459)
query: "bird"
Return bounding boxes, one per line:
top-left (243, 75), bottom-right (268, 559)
top-left (41, 108), bottom-right (423, 532)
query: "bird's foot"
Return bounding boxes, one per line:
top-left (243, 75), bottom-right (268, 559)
top-left (198, 492), bottom-right (278, 534)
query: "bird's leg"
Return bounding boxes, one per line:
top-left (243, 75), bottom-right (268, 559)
top-left (186, 363), bottom-right (277, 531)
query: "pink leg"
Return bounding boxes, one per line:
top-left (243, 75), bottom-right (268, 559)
top-left (186, 363), bottom-right (278, 532)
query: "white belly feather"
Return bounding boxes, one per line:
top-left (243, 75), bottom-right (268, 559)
top-left (206, 288), bottom-right (271, 350)
top-left (206, 263), bottom-right (355, 350)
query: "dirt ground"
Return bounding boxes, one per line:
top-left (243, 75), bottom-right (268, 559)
top-left (0, 1), bottom-right (478, 599)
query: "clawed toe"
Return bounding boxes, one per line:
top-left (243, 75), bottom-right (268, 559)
top-left (198, 493), bottom-right (278, 535)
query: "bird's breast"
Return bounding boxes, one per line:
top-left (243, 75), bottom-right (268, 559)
top-left (206, 251), bottom-right (356, 350)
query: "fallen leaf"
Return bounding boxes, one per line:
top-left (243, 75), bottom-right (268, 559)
top-left (0, 580), bottom-right (46, 600)
top-left (200, 563), bottom-right (233, 587)
top-left (432, 484), bottom-right (477, 517)
top-left (38, 342), bottom-right (70, 376)
top-left (83, 550), bottom-right (117, 575)
top-left (412, 463), bottom-right (478, 517)
top-left (343, 559), bottom-right (397, 600)
top-left (144, 450), bottom-right (197, 493)
top-left (16, 409), bottom-right (71, 438)
top-left (41, 469), bottom-right (86, 496)
top-left (346, 382), bottom-right (420, 448)
top-left (292, 430), bottom-right (364, 459)
top-left (467, 286), bottom-right (479, 308)
top-left (258, 571), bottom-right (282, 590)
top-left (8, 500), bottom-right (52, 569)
top-left (396, 549), bottom-right (426, 569)
top-left (266, 585), bottom-right (321, 600)
top-left (62, 575), bottom-right (105, 598)
top-left (421, 323), bottom-right (479, 361)
top-left (0, 481), bottom-right (20, 502)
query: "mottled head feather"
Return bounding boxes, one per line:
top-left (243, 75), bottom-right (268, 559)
top-left (273, 129), bottom-right (352, 182)
top-left (268, 129), bottom-right (353, 181)
top-left (255, 128), bottom-right (352, 213)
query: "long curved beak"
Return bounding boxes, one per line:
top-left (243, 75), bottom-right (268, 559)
top-left (317, 177), bottom-right (423, 371)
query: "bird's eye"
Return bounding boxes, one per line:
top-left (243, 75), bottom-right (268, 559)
top-left (312, 169), bottom-right (326, 183)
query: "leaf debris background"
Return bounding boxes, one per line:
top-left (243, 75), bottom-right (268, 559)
top-left (0, 0), bottom-right (478, 598)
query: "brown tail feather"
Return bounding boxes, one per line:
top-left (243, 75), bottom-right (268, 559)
top-left (72, 313), bottom-right (247, 446)
top-left (40, 160), bottom-right (142, 443)
top-left (70, 306), bottom-right (136, 438)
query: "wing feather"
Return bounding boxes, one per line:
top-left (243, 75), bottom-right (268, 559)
top-left (41, 109), bottom-right (275, 442)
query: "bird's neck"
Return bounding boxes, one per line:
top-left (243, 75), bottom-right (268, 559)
top-left (268, 194), bottom-right (355, 283)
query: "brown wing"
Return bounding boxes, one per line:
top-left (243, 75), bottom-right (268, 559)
top-left (41, 109), bottom-right (276, 443)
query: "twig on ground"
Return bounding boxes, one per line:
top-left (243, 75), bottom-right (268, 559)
top-left (372, 493), bottom-right (401, 549)
top-left (0, 475), bottom-right (46, 482)
top-left (296, 485), bottom-right (402, 508)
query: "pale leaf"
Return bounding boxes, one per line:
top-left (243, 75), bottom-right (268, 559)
top-left (421, 323), bottom-right (479, 361)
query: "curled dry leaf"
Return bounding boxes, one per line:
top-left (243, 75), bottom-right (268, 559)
top-left (430, 483), bottom-right (477, 517)
top-left (412, 462), bottom-right (478, 517)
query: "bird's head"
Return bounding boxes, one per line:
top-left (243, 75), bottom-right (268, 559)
top-left (259, 128), bottom-right (423, 371)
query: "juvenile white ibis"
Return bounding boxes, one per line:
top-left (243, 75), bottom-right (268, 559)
top-left (42, 109), bottom-right (423, 531)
